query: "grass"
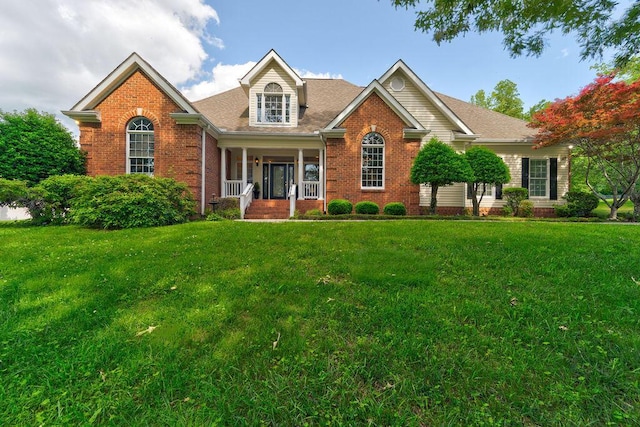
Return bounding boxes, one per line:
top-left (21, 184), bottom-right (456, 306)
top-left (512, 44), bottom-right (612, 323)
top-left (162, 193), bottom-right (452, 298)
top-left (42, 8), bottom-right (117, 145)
top-left (593, 199), bottom-right (634, 219)
top-left (1, 220), bottom-right (639, 425)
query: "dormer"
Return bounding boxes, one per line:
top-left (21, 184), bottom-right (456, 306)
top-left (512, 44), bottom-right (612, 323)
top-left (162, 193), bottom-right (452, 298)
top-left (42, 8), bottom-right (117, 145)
top-left (239, 50), bottom-right (306, 127)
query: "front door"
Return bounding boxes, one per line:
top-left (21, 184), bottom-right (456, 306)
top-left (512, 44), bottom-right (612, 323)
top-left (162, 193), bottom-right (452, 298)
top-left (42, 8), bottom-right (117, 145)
top-left (263, 163), bottom-right (294, 199)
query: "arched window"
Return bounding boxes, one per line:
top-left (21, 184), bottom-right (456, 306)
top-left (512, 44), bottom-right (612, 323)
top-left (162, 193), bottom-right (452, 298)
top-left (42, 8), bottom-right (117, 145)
top-left (361, 132), bottom-right (385, 188)
top-left (127, 117), bottom-right (154, 175)
top-left (256, 82), bottom-right (291, 123)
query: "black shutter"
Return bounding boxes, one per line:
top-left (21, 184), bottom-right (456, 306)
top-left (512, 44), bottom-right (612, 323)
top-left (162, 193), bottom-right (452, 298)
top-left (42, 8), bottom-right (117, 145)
top-left (496, 183), bottom-right (503, 199)
top-left (467, 183), bottom-right (473, 199)
top-left (522, 158), bottom-right (530, 191)
top-left (549, 158), bottom-right (558, 200)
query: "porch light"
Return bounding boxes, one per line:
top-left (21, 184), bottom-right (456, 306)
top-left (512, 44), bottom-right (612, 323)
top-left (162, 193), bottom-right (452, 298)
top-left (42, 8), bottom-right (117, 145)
top-left (255, 157), bottom-right (259, 166)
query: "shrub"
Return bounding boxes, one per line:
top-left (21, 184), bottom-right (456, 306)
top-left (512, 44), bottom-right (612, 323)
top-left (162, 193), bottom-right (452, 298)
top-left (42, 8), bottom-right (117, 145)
top-left (553, 204), bottom-right (572, 218)
top-left (29, 174), bottom-right (89, 225)
top-left (327, 199), bottom-right (352, 215)
top-left (219, 208), bottom-right (241, 220)
top-left (383, 202), bottom-right (407, 216)
top-left (305, 208), bottom-right (323, 216)
top-left (518, 200), bottom-right (535, 218)
top-left (214, 197), bottom-right (239, 212)
top-left (563, 190), bottom-right (599, 217)
top-left (355, 201), bottom-right (380, 215)
top-left (0, 178), bottom-right (29, 206)
top-left (501, 205), bottom-right (514, 216)
top-left (503, 187), bottom-right (528, 216)
top-left (70, 175), bottom-right (196, 229)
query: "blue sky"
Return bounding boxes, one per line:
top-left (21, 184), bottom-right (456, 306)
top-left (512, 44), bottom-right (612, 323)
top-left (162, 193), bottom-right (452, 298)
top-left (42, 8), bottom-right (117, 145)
top-left (207, 0), bottom-right (603, 108)
top-left (0, 0), bottom-right (620, 132)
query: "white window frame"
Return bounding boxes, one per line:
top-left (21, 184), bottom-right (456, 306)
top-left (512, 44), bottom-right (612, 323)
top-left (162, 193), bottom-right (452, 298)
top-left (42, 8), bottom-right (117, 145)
top-left (361, 132), bottom-right (385, 189)
top-left (256, 83), bottom-right (291, 125)
top-left (529, 158), bottom-right (549, 198)
top-left (126, 117), bottom-right (154, 176)
top-left (475, 183), bottom-right (494, 198)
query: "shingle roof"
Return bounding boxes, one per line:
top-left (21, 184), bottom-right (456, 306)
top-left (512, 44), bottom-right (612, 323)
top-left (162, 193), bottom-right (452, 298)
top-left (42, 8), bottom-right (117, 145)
top-left (434, 92), bottom-right (535, 140)
top-left (193, 79), bottom-right (363, 134)
top-left (192, 78), bottom-right (535, 140)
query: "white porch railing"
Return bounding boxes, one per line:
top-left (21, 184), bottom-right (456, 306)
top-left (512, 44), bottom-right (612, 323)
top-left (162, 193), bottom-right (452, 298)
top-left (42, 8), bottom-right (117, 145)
top-left (225, 180), bottom-right (243, 197)
top-left (289, 184), bottom-right (297, 218)
top-left (239, 183), bottom-right (254, 219)
top-left (302, 181), bottom-right (320, 199)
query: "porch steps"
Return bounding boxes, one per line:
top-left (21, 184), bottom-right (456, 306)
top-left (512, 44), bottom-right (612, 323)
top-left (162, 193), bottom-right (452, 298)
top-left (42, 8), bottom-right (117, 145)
top-left (244, 200), bottom-right (291, 219)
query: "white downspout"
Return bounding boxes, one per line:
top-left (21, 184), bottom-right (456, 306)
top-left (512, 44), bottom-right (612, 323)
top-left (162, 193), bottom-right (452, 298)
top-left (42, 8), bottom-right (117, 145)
top-left (201, 126), bottom-right (207, 215)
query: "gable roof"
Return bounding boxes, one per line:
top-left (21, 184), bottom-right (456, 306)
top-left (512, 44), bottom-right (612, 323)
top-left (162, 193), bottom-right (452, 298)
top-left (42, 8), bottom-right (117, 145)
top-left (62, 52), bottom-right (203, 124)
top-left (239, 49), bottom-right (307, 106)
top-left (323, 80), bottom-right (425, 132)
top-left (379, 60), bottom-right (475, 136)
top-left (194, 79), bottom-right (363, 134)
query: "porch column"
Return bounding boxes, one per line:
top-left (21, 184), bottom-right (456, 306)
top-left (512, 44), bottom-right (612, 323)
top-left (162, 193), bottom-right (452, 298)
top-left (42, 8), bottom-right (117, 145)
top-left (319, 148), bottom-right (325, 200)
top-left (298, 148), bottom-right (304, 200)
top-left (221, 148), bottom-right (227, 197)
top-left (242, 147), bottom-right (248, 190)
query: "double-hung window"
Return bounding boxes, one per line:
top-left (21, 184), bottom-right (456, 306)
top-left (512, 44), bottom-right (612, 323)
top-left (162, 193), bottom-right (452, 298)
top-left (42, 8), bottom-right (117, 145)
top-left (256, 83), bottom-right (291, 124)
top-left (361, 132), bottom-right (385, 188)
top-left (529, 159), bottom-right (548, 197)
top-left (127, 117), bottom-right (154, 175)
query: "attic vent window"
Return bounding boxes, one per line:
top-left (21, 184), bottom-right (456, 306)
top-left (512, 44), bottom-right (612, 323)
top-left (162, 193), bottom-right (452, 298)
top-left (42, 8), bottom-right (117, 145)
top-left (257, 82), bottom-right (291, 124)
top-left (390, 76), bottom-right (405, 92)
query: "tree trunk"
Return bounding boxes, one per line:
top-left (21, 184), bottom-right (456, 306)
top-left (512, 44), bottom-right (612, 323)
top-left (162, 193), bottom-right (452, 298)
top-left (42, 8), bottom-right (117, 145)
top-left (429, 184), bottom-right (439, 215)
top-left (630, 191), bottom-right (640, 222)
top-left (472, 195), bottom-right (480, 216)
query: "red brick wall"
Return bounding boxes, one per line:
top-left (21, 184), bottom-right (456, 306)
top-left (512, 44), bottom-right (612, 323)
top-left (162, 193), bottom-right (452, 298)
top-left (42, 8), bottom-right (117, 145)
top-left (325, 93), bottom-right (421, 214)
top-left (77, 70), bottom-right (218, 212)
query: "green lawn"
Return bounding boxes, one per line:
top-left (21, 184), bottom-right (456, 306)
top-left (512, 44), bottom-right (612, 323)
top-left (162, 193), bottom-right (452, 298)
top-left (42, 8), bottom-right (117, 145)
top-left (1, 221), bottom-right (639, 425)
top-left (593, 199), bottom-right (634, 219)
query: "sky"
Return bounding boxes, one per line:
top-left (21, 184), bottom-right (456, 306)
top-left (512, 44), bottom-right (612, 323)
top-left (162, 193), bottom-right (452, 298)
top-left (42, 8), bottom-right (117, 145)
top-left (0, 1), bottom-right (624, 133)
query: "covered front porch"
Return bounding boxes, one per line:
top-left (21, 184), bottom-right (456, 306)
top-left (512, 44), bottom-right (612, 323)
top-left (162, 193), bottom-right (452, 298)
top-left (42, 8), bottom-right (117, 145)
top-left (218, 136), bottom-right (325, 218)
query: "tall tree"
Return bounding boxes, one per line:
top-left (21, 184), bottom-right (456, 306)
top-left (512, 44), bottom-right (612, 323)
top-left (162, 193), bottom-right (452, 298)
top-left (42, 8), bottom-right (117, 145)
top-left (464, 146), bottom-right (511, 216)
top-left (470, 89), bottom-right (492, 110)
top-left (470, 79), bottom-right (525, 119)
top-left (391, 0), bottom-right (640, 67)
top-left (410, 137), bottom-right (473, 214)
top-left (0, 109), bottom-right (86, 185)
top-left (490, 79), bottom-right (524, 118)
top-left (523, 99), bottom-right (551, 121)
top-left (529, 74), bottom-right (640, 219)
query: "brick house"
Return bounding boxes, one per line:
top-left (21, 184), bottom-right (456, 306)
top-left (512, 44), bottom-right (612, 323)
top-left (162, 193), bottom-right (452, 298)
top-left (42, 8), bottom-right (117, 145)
top-left (63, 50), bottom-right (569, 218)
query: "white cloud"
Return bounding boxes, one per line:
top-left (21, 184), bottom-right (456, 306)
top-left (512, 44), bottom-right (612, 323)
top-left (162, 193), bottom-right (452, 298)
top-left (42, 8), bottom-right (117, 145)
top-left (181, 61), bottom-right (256, 101)
top-left (560, 48), bottom-right (570, 58)
top-left (180, 64), bottom-right (344, 101)
top-left (295, 69), bottom-right (343, 80)
top-left (0, 0), bottom-right (220, 126)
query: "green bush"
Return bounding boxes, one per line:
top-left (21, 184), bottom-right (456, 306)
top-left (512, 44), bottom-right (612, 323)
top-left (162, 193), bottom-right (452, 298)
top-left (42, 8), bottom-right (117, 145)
top-left (305, 208), bottom-right (323, 216)
top-left (503, 187), bottom-right (528, 216)
top-left (561, 190), bottom-right (599, 217)
top-left (327, 199), bottom-right (352, 215)
top-left (219, 208), bottom-right (241, 220)
top-left (70, 175), bottom-right (196, 229)
top-left (502, 205), bottom-right (514, 216)
top-left (29, 175), bottom-right (89, 225)
top-left (383, 202), bottom-right (407, 216)
top-left (355, 201), bottom-right (380, 215)
top-left (0, 178), bottom-right (29, 206)
top-left (518, 200), bottom-right (535, 218)
top-left (553, 204), bottom-right (572, 218)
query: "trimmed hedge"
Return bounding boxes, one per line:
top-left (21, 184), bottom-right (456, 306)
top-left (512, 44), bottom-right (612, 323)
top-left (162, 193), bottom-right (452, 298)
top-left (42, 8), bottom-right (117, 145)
top-left (355, 201), bottom-right (380, 215)
top-left (503, 187), bottom-right (528, 216)
top-left (327, 199), bottom-right (352, 215)
top-left (383, 202), bottom-right (407, 216)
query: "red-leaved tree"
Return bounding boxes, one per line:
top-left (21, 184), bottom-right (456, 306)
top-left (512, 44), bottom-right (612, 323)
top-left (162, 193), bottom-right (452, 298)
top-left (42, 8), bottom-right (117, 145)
top-left (529, 75), bottom-right (640, 219)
